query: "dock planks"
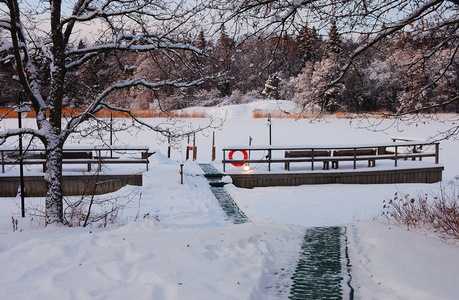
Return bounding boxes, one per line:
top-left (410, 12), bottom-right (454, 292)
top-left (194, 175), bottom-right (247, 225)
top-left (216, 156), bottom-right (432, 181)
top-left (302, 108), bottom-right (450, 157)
top-left (0, 174), bottom-right (142, 197)
top-left (227, 166), bottom-right (444, 189)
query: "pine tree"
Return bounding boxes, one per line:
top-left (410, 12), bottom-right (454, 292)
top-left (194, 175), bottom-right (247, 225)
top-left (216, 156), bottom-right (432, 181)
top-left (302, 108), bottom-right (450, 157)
top-left (196, 30), bottom-right (206, 50)
top-left (262, 72), bottom-right (281, 99)
top-left (217, 25), bottom-right (233, 52)
top-left (77, 39), bottom-right (86, 49)
top-left (278, 33), bottom-right (294, 76)
top-left (297, 25), bottom-right (320, 65)
top-left (216, 25), bottom-right (235, 96)
top-left (325, 20), bottom-right (342, 57)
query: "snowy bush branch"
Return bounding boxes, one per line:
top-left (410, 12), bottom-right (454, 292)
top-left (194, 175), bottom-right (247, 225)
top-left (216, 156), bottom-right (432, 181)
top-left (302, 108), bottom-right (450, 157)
top-left (382, 179), bottom-right (459, 242)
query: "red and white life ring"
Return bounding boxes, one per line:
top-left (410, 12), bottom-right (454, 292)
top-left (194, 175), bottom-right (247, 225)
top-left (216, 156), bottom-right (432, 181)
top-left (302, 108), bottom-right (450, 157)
top-left (228, 150), bottom-right (248, 167)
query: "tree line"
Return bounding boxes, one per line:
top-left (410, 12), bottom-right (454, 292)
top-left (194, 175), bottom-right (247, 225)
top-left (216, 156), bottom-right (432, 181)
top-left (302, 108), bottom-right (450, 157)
top-left (2, 20), bottom-right (457, 114)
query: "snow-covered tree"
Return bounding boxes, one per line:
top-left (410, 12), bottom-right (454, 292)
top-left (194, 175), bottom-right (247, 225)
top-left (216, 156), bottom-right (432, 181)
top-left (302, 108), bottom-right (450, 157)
top-left (196, 30), bottom-right (207, 50)
top-left (0, 0), bottom-right (219, 226)
top-left (325, 20), bottom-right (342, 58)
top-left (262, 72), bottom-right (281, 100)
top-left (277, 33), bottom-right (297, 77)
top-left (297, 25), bottom-right (321, 66)
top-left (215, 24), bottom-right (235, 96)
top-left (292, 59), bottom-right (345, 112)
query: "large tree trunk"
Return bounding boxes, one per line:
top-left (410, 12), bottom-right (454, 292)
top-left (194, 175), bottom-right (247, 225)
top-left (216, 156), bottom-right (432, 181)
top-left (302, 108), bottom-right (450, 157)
top-left (44, 145), bottom-right (64, 225)
top-left (45, 2), bottom-right (66, 225)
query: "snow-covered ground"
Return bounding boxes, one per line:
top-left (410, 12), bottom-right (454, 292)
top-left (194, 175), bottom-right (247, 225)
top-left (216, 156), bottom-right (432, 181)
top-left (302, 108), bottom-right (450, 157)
top-left (1, 100), bottom-right (458, 299)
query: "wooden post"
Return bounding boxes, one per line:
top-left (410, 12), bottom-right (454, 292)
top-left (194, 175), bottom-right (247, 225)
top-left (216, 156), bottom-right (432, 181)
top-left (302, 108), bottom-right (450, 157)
top-left (311, 148), bottom-right (315, 171)
top-left (248, 135), bottom-right (252, 160)
top-left (186, 134), bottom-right (191, 160)
top-left (180, 163), bottom-right (184, 184)
top-left (192, 133), bottom-right (197, 161)
top-left (1, 150), bottom-right (4, 173)
top-left (167, 136), bottom-right (171, 158)
top-left (268, 149), bottom-right (272, 171)
top-left (223, 150), bottom-right (226, 172)
top-left (211, 131), bottom-right (216, 161)
top-left (435, 143), bottom-right (439, 164)
top-left (145, 150), bottom-right (149, 171)
top-left (353, 148), bottom-right (357, 169)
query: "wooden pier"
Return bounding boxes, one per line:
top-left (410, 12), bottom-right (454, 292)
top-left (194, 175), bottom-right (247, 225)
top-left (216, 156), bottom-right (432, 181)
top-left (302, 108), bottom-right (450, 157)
top-left (227, 165), bottom-right (444, 189)
top-left (222, 140), bottom-right (443, 188)
top-left (0, 173), bottom-right (142, 197)
top-left (0, 145), bottom-right (150, 197)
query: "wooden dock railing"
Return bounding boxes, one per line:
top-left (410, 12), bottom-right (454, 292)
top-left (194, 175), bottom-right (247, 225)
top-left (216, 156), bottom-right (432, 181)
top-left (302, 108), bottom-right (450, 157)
top-left (1, 145), bottom-right (152, 173)
top-left (222, 141), bottom-right (440, 172)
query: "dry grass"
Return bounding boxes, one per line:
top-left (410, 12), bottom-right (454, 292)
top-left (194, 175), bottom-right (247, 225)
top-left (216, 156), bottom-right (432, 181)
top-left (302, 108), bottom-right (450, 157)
top-left (382, 180), bottom-right (459, 242)
top-left (175, 109), bottom-right (206, 118)
top-left (252, 109), bottom-right (408, 119)
top-left (0, 107), bottom-right (207, 119)
top-left (1, 106), bottom-right (405, 120)
top-left (253, 109), bottom-right (358, 119)
top-left (0, 107), bottom-right (24, 118)
top-left (252, 109), bottom-right (319, 119)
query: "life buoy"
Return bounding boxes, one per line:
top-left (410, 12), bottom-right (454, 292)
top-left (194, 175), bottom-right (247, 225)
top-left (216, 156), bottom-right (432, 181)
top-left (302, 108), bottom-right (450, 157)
top-left (228, 150), bottom-right (248, 167)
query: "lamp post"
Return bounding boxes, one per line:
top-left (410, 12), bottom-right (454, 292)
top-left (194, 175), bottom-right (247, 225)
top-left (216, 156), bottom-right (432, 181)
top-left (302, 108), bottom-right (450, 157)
top-left (14, 92), bottom-right (30, 218)
top-left (266, 113), bottom-right (272, 145)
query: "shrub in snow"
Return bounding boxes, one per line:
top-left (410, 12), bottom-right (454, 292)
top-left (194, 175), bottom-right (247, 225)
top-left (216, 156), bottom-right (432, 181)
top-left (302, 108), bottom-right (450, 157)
top-left (194, 89), bottom-right (221, 107)
top-left (59, 178), bottom-right (141, 228)
top-left (382, 178), bottom-right (459, 242)
top-left (11, 216), bottom-right (18, 232)
top-left (219, 89), bottom-right (257, 105)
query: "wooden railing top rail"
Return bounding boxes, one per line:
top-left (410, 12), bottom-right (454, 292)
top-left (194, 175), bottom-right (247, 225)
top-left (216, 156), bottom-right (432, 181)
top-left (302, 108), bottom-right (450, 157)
top-left (222, 141), bottom-right (439, 152)
top-left (391, 136), bottom-right (427, 142)
top-left (0, 145), bottom-right (150, 152)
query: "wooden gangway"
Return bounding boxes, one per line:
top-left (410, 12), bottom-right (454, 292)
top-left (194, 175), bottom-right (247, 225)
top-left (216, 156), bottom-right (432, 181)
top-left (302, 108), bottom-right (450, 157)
top-left (221, 140), bottom-right (443, 188)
